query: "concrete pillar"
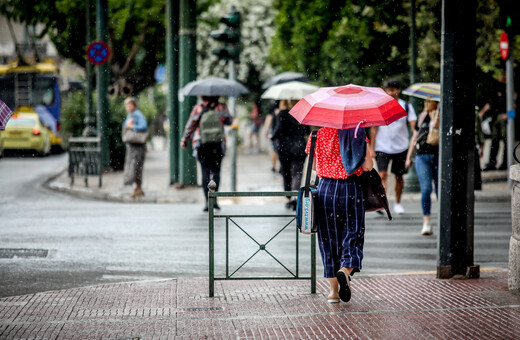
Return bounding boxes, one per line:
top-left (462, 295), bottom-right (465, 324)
top-left (509, 164), bottom-right (520, 293)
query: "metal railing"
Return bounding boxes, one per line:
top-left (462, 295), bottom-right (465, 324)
top-left (68, 136), bottom-right (102, 188)
top-left (208, 181), bottom-right (316, 297)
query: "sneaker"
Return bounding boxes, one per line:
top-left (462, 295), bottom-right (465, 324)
top-left (393, 203), bottom-right (405, 215)
top-left (336, 270), bottom-right (352, 303)
top-left (421, 222), bottom-right (432, 235)
top-left (497, 164), bottom-right (508, 171)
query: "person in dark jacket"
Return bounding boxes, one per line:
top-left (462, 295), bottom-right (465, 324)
top-left (271, 99), bottom-right (309, 209)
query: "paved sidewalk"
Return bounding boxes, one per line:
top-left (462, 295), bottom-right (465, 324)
top-left (1, 269), bottom-right (519, 339)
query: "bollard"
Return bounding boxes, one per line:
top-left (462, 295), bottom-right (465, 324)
top-left (208, 180), bottom-right (217, 297)
top-left (509, 164), bottom-right (520, 294)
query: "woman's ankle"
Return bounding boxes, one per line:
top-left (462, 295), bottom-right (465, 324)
top-left (339, 267), bottom-right (353, 276)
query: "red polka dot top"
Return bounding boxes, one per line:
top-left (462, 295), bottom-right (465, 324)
top-left (305, 127), bottom-right (366, 179)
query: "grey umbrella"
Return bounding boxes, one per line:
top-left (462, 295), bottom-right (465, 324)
top-left (261, 71), bottom-right (310, 89)
top-left (181, 77), bottom-right (249, 97)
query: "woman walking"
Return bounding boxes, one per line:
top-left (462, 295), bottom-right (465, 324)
top-left (122, 97), bottom-right (148, 198)
top-left (181, 96), bottom-right (233, 211)
top-left (405, 100), bottom-right (439, 235)
top-left (307, 127), bottom-right (373, 303)
top-left (271, 99), bottom-right (309, 210)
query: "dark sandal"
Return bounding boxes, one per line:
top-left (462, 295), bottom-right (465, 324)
top-left (336, 271), bottom-right (351, 302)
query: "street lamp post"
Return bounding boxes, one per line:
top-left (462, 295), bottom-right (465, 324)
top-left (96, 0), bottom-right (110, 168)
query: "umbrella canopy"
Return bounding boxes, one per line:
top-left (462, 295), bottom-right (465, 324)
top-left (181, 77), bottom-right (249, 97)
top-left (262, 71), bottom-right (310, 89)
top-left (289, 84), bottom-right (407, 130)
top-left (0, 99), bottom-right (14, 130)
top-left (261, 81), bottom-right (319, 100)
top-left (402, 82), bottom-right (440, 102)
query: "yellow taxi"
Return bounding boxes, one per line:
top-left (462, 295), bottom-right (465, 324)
top-left (0, 112), bottom-right (51, 157)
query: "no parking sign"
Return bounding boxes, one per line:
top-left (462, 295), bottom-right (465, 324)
top-left (86, 41), bottom-right (110, 65)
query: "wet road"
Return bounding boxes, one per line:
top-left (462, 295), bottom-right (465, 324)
top-left (0, 154), bottom-right (512, 297)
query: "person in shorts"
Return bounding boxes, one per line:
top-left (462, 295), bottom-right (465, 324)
top-left (369, 79), bottom-right (417, 214)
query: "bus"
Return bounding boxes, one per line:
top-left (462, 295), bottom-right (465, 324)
top-left (0, 60), bottom-right (63, 150)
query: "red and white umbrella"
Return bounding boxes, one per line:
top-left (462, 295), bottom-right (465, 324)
top-left (289, 84), bottom-right (407, 130)
top-left (0, 99), bottom-right (14, 130)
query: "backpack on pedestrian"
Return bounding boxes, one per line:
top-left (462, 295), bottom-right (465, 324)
top-left (199, 106), bottom-right (224, 145)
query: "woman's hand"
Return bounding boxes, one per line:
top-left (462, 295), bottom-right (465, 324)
top-left (125, 117), bottom-right (134, 129)
top-left (405, 157), bottom-right (412, 169)
top-left (362, 144), bottom-right (374, 171)
top-left (368, 146), bottom-right (376, 159)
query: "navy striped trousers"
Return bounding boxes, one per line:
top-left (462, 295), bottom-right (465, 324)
top-left (316, 177), bottom-right (365, 278)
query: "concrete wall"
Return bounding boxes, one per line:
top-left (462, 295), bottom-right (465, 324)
top-left (510, 164), bottom-right (520, 293)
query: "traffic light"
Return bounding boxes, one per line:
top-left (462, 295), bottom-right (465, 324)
top-left (499, 0), bottom-right (518, 35)
top-left (210, 7), bottom-right (241, 62)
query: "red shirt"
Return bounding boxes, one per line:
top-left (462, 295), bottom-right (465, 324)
top-left (305, 127), bottom-right (365, 179)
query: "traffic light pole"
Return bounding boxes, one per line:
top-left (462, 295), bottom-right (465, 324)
top-left (96, 0), bottom-right (110, 168)
top-left (83, 0), bottom-right (96, 137)
top-left (404, 0), bottom-right (420, 193)
top-left (166, 0), bottom-right (179, 185)
top-left (506, 45), bottom-right (515, 187)
top-left (228, 59), bottom-right (237, 192)
top-left (209, 6), bottom-right (241, 191)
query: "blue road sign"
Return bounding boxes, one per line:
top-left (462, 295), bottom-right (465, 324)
top-left (154, 65), bottom-right (166, 83)
top-left (87, 41), bottom-right (110, 65)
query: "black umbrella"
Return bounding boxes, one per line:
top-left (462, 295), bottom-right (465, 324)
top-left (180, 77), bottom-right (249, 97)
top-left (261, 71), bottom-right (310, 89)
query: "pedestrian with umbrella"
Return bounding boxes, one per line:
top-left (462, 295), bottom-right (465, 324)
top-left (290, 84), bottom-right (406, 303)
top-left (262, 81), bottom-right (319, 209)
top-left (403, 82), bottom-right (441, 236)
top-left (180, 77), bottom-right (248, 211)
top-left (270, 99), bottom-right (309, 210)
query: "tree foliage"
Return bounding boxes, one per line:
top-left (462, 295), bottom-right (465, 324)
top-left (269, 0), bottom-right (519, 102)
top-left (270, 0), bottom-right (412, 87)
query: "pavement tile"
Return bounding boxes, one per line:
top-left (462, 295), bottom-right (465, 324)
top-left (1, 271), bottom-right (520, 339)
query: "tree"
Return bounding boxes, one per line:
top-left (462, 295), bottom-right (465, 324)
top-left (269, 0), bottom-right (412, 87)
top-left (0, 0), bottom-right (166, 96)
top-left (269, 0), bottom-right (519, 100)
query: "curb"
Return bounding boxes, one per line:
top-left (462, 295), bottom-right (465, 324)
top-left (44, 168), bottom-right (511, 205)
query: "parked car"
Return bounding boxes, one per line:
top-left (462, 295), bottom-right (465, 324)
top-left (0, 112), bottom-right (51, 157)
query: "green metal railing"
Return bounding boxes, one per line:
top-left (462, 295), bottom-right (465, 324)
top-left (208, 182), bottom-right (316, 297)
top-left (68, 136), bottom-right (102, 188)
